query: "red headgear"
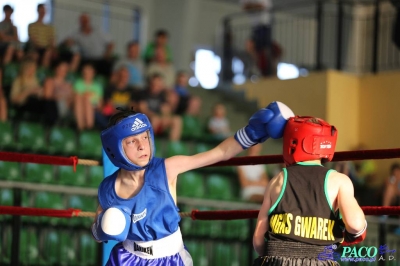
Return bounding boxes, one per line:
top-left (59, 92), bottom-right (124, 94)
top-left (283, 116), bottom-right (337, 165)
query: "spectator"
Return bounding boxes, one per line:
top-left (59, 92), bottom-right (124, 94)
top-left (382, 163), bottom-right (400, 207)
top-left (69, 13), bottom-right (114, 77)
top-left (10, 59), bottom-right (58, 125)
top-left (173, 71), bottom-right (202, 116)
top-left (0, 68), bottom-right (7, 122)
top-left (207, 103), bottom-right (232, 139)
top-left (46, 61), bottom-right (75, 122)
top-left (237, 144), bottom-right (269, 203)
top-left (137, 73), bottom-right (182, 141)
top-left (143, 29), bottom-right (172, 64)
top-left (102, 66), bottom-right (137, 119)
top-left (240, 0), bottom-right (275, 76)
top-left (146, 47), bottom-right (176, 89)
top-left (73, 63), bottom-right (104, 130)
top-left (27, 4), bottom-right (56, 67)
top-left (113, 41), bottom-right (144, 89)
top-left (0, 5), bottom-right (23, 64)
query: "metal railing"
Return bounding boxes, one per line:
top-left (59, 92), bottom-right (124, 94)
top-left (221, 0), bottom-right (400, 81)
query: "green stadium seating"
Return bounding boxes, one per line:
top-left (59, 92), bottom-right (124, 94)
top-left (79, 233), bottom-right (97, 265)
top-left (0, 189), bottom-right (13, 222)
top-left (184, 241), bottom-right (208, 266)
top-left (88, 165), bottom-right (104, 188)
top-left (78, 130), bottom-right (103, 159)
top-left (48, 126), bottom-right (77, 156)
top-left (2, 62), bottom-right (19, 89)
top-left (25, 163), bottom-right (54, 184)
top-left (59, 231), bottom-right (78, 265)
top-left (154, 138), bottom-right (164, 157)
top-left (166, 141), bottom-right (190, 157)
top-left (182, 115), bottom-right (203, 140)
top-left (205, 174), bottom-right (234, 200)
top-left (16, 122), bottom-right (46, 153)
top-left (0, 225), bottom-right (12, 264)
top-left (0, 121), bottom-right (14, 150)
top-left (43, 230), bottom-right (60, 264)
top-left (33, 192), bottom-right (64, 225)
top-left (19, 228), bottom-right (42, 265)
top-left (58, 165), bottom-right (86, 186)
top-left (212, 243), bottom-right (234, 266)
top-left (0, 161), bottom-right (20, 181)
top-left (177, 172), bottom-right (205, 198)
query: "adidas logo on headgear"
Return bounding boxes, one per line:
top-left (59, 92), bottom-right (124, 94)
top-left (131, 118), bottom-right (147, 131)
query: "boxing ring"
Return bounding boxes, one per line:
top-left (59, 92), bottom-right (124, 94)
top-left (1, 148), bottom-right (400, 265)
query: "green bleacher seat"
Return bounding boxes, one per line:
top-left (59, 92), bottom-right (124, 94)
top-left (0, 188), bottom-right (13, 206)
top-left (88, 165), bottom-right (104, 188)
top-left (25, 163), bottom-right (54, 184)
top-left (79, 233), bottom-right (97, 265)
top-left (19, 228), bottom-right (42, 265)
top-left (58, 165), bottom-right (86, 186)
top-left (43, 230), bottom-right (60, 264)
top-left (60, 231), bottom-right (78, 265)
top-left (78, 130), bottom-right (103, 159)
top-left (48, 126), bottom-right (77, 155)
top-left (205, 174), bottom-right (234, 200)
top-left (0, 161), bottom-right (20, 181)
top-left (166, 141), bottom-right (190, 157)
top-left (0, 225), bottom-right (12, 264)
top-left (0, 121), bottom-right (14, 150)
top-left (213, 243), bottom-right (234, 266)
top-left (2, 62), bottom-right (19, 89)
top-left (154, 138), bottom-right (164, 157)
top-left (184, 241), bottom-right (208, 266)
top-left (0, 189), bottom-right (13, 222)
top-left (177, 172), bottom-right (204, 198)
top-left (33, 192), bottom-right (64, 225)
top-left (182, 115), bottom-right (203, 140)
top-left (17, 122), bottom-right (46, 152)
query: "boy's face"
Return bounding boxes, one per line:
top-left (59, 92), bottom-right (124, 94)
top-left (122, 131), bottom-right (151, 167)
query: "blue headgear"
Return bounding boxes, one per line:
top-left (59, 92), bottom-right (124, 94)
top-left (101, 113), bottom-right (155, 171)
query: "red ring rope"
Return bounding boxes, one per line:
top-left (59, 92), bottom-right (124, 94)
top-left (1, 148), bottom-right (400, 167)
top-left (0, 206), bottom-right (399, 220)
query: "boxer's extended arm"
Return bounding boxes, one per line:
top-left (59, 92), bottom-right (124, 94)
top-left (337, 173), bottom-right (367, 245)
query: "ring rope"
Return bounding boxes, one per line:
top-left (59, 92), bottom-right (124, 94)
top-left (1, 206), bottom-right (399, 220)
top-left (1, 148), bottom-right (400, 168)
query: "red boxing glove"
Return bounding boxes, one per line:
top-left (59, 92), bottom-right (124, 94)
top-left (341, 220), bottom-right (367, 246)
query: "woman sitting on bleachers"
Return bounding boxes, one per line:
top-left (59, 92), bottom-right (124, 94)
top-left (45, 60), bottom-right (75, 123)
top-left (73, 63), bottom-right (104, 131)
top-left (10, 59), bottom-right (58, 125)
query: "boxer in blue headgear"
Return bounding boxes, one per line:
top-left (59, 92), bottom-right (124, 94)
top-left (92, 103), bottom-right (294, 266)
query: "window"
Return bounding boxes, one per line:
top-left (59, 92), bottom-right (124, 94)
top-left (0, 0), bottom-right (52, 42)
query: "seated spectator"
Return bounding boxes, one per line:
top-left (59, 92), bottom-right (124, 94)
top-left (73, 63), bottom-right (104, 130)
top-left (0, 5), bottom-right (23, 65)
top-left (237, 144), bottom-right (269, 203)
top-left (27, 4), bottom-right (56, 68)
top-left (10, 59), bottom-right (58, 125)
top-left (137, 73), bottom-right (182, 141)
top-left (102, 66), bottom-right (137, 118)
top-left (46, 61), bottom-right (75, 122)
top-left (69, 13), bottom-right (114, 77)
top-left (113, 41), bottom-right (144, 89)
top-left (383, 163), bottom-right (400, 207)
top-left (0, 68), bottom-right (7, 122)
top-left (143, 29), bottom-right (172, 65)
top-left (146, 47), bottom-right (176, 89)
top-left (207, 103), bottom-right (232, 139)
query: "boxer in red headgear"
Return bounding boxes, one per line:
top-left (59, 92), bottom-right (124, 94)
top-left (253, 116), bottom-right (367, 266)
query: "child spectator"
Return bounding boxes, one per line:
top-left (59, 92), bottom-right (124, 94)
top-left (137, 73), bottom-right (182, 141)
top-left (208, 103), bottom-right (231, 139)
top-left (46, 61), bottom-right (75, 122)
top-left (237, 144), bottom-right (269, 203)
top-left (0, 68), bottom-right (7, 122)
top-left (73, 63), bottom-right (104, 130)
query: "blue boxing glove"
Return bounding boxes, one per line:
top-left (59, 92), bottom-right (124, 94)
top-left (234, 101), bottom-right (294, 149)
top-left (91, 205), bottom-right (131, 242)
